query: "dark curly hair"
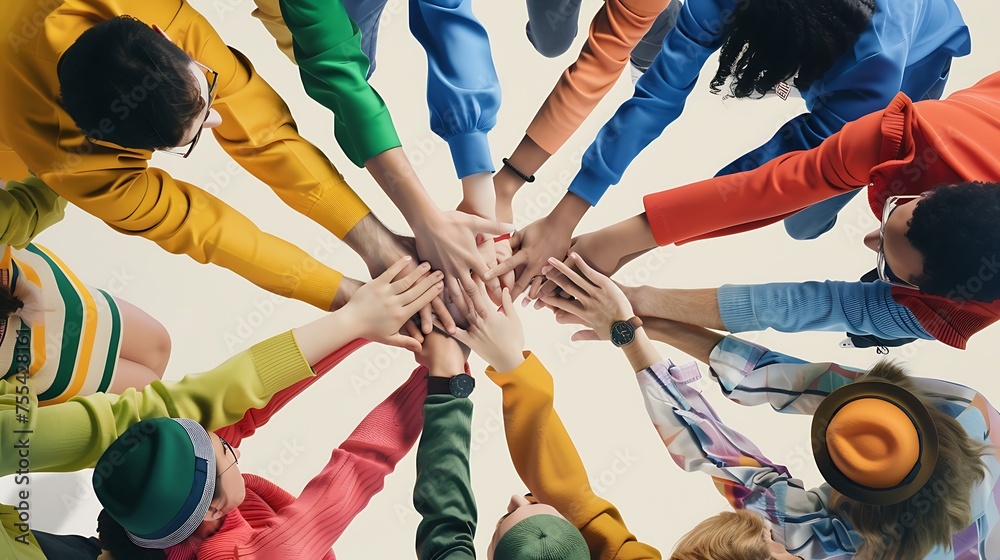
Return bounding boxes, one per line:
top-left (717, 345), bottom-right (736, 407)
top-left (710, 0), bottom-right (876, 98)
top-left (97, 509), bottom-right (167, 560)
top-left (58, 15), bottom-right (206, 150)
top-left (906, 182), bottom-right (1000, 303)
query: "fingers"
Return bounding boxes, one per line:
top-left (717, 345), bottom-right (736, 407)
top-left (538, 293), bottom-right (585, 317)
top-left (546, 257), bottom-right (595, 296)
top-left (500, 287), bottom-right (516, 318)
top-left (535, 277), bottom-right (562, 300)
top-left (379, 255), bottom-right (413, 282)
top-left (484, 249), bottom-right (526, 281)
top-left (571, 330), bottom-right (601, 342)
top-left (392, 261), bottom-right (432, 294)
top-left (403, 280), bottom-right (446, 317)
top-left (385, 333), bottom-right (423, 354)
top-left (568, 252), bottom-right (609, 286)
top-left (540, 260), bottom-right (589, 301)
top-left (419, 302), bottom-right (434, 335)
top-left (432, 296), bottom-right (457, 335)
top-left (403, 319), bottom-right (424, 344)
top-left (449, 325), bottom-right (472, 347)
top-left (399, 270), bottom-right (444, 304)
top-left (460, 272), bottom-right (490, 319)
top-left (467, 214), bottom-right (515, 236)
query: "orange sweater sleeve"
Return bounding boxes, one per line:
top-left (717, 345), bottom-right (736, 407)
top-left (642, 101), bottom-right (887, 247)
top-left (486, 353), bottom-right (661, 560)
top-left (526, 0), bottom-right (672, 155)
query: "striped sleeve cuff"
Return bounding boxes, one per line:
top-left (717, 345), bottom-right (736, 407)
top-left (248, 330), bottom-right (314, 396)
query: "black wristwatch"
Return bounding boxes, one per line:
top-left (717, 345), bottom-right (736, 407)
top-left (427, 373), bottom-right (476, 398)
top-left (610, 317), bottom-right (644, 347)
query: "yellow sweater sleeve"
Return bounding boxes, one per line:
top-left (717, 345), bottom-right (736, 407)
top-left (486, 353), bottom-right (661, 560)
top-left (0, 331), bottom-right (313, 477)
top-left (0, 176), bottom-right (66, 249)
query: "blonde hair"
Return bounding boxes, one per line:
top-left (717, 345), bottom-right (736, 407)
top-left (830, 361), bottom-right (989, 559)
top-left (670, 509), bottom-right (771, 560)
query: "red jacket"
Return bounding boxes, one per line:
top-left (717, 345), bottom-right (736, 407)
top-left (643, 71), bottom-right (1000, 349)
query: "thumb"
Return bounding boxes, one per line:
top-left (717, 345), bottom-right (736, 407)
top-left (468, 215), bottom-right (515, 236)
top-left (570, 330), bottom-right (601, 342)
top-left (386, 334), bottom-right (422, 354)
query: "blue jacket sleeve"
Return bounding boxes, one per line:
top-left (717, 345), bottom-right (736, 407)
top-left (409, 0), bottom-right (501, 179)
top-left (717, 281), bottom-right (934, 340)
top-left (567, 0), bottom-right (733, 206)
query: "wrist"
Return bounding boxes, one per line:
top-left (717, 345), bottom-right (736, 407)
top-left (625, 285), bottom-right (649, 317)
top-left (548, 193), bottom-right (589, 232)
top-left (331, 277), bottom-right (362, 311)
top-left (494, 168), bottom-right (522, 203)
top-left (491, 349), bottom-right (526, 373)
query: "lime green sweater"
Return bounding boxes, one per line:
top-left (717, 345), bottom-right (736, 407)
top-left (0, 331), bottom-right (314, 559)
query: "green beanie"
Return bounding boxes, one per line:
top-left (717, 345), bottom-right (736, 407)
top-left (494, 514), bottom-right (589, 560)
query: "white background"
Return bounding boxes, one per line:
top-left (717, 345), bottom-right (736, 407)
top-left (6, 0), bottom-right (1000, 555)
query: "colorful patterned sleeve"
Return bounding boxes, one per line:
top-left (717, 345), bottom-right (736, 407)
top-left (635, 359), bottom-right (851, 556)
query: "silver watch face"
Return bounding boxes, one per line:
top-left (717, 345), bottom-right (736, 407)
top-left (450, 374), bottom-right (475, 398)
top-left (611, 321), bottom-right (636, 347)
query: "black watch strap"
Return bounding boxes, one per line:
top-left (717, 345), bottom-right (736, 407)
top-left (427, 376), bottom-right (453, 395)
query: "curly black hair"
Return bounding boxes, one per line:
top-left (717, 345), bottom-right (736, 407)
top-left (58, 15), bottom-right (206, 150)
top-left (97, 509), bottom-right (167, 560)
top-left (710, 0), bottom-right (876, 98)
top-left (906, 182), bottom-right (1000, 303)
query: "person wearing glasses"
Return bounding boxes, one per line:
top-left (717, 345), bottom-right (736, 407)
top-left (532, 70), bottom-right (1000, 351)
top-left (535, 255), bottom-right (994, 559)
top-left (0, 1), bottom-right (485, 335)
top-left (0, 256), bottom-right (444, 560)
top-left (488, 0), bottom-right (972, 298)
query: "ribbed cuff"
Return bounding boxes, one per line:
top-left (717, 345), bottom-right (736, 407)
top-left (717, 284), bottom-right (765, 332)
top-left (567, 168), bottom-right (606, 207)
top-left (307, 183), bottom-right (371, 240)
top-left (447, 131), bottom-right (495, 179)
top-left (290, 265), bottom-right (343, 311)
top-left (249, 331), bottom-right (314, 396)
top-left (642, 191), bottom-right (674, 246)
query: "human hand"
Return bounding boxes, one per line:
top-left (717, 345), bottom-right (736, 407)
top-left (482, 215), bottom-right (573, 300)
top-left (342, 256), bottom-right (444, 352)
top-left (414, 209), bottom-right (513, 314)
top-left (537, 253), bottom-right (635, 341)
top-left (414, 330), bottom-right (469, 377)
top-left (534, 223), bottom-right (649, 300)
top-left (447, 286), bottom-right (525, 373)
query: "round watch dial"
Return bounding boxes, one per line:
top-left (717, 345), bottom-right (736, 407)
top-left (450, 374), bottom-right (475, 398)
top-left (611, 321), bottom-right (636, 346)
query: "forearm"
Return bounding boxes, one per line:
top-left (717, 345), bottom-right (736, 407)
top-left (639, 317), bottom-right (725, 365)
top-left (414, 396), bottom-right (476, 560)
top-left (458, 172), bottom-right (496, 219)
top-left (619, 330), bottom-right (663, 372)
top-left (291, 307), bottom-right (365, 364)
top-left (365, 148), bottom-right (438, 225)
top-left (626, 286), bottom-right (724, 330)
top-left (495, 136), bottom-right (551, 219)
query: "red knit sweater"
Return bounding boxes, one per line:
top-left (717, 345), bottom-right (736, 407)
top-left (643, 71), bottom-right (1000, 349)
top-left (165, 339), bottom-right (426, 559)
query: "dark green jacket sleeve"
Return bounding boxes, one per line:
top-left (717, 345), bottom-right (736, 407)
top-left (414, 395), bottom-right (476, 559)
top-left (278, 0), bottom-right (401, 167)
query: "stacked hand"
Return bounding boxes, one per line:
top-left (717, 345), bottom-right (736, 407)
top-left (535, 224), bottom-right (649, 300)
top-left (343, 256), bottom-right (445, 353)
top-left (445, 285), bottom-right (525, 373)
top-left (537, 253), bottom-right (636, 342)
top-left (482, 215), bottom-right (573, 300)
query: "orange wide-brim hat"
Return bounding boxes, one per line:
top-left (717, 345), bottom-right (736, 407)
top-left (811, 379), bottom-right (939, 506)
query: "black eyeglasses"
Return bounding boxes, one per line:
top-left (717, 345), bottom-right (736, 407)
top-left (161, 60), bottom-right (219, 158)
top-left (216, 436), bottom-right (238, 480)
top-left (877, 195), bottom-right (921, 289)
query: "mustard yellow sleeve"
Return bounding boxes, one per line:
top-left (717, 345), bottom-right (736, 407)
top-left (486, 353), bottom-right (661, 560)
top-left (189, 8), bottom-right (372, 238)
top-left (0, 331), bottom-right (313, 477)
top-left (0, 176), bottom-right (66, 249)
top-left (251, 0), bottom-right (297, 63)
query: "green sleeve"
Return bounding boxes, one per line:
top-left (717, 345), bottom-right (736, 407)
top-left (0, 331), bottom-right (313, 476)
top-left (413, 395), bottom-right (476, 560)
top-left (0, 176), bottom-right (66, 248)
top-left (278, 0), bottom-right (401, 167)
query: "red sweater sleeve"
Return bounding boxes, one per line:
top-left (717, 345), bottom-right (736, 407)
top-left (228, 365), bottom-right (427, 560)
top-left (642, 105), bottom-right (885, 247)
top-left (216, 338), bottom-right (369, 447)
